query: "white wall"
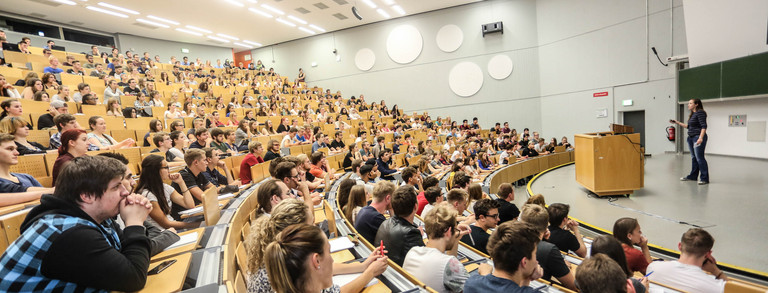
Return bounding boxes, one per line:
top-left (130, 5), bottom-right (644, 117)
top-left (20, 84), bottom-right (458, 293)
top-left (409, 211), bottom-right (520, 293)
top-left (248, 0), bottom-right (543, 131)
top-left (682, 0), bottom-right (768, 67)
top-left (115, 34), bottom-right (232, 65)
top-left (536, 0), bottom-right (686, 155)
top-left (702, 98), bottom-right (768, 159)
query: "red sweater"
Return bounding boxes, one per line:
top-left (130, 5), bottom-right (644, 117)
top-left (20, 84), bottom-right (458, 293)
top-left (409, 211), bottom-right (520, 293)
top-left (239, 153), bottom-right (264, 184)
top-left (622, 243), bottom-right (649, 274)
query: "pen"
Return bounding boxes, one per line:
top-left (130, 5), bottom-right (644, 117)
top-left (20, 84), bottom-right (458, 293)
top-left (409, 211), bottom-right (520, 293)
top-left (644, 271), bottom-right (654, 278)
top-left (380, 240), bottom-right (384, 256)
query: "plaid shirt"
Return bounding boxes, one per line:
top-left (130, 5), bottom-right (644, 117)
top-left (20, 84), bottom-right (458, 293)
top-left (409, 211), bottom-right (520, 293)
top-left (50, 132), bottom-right (99, 151)
top-left (0, 214), bottom-right (120, 292)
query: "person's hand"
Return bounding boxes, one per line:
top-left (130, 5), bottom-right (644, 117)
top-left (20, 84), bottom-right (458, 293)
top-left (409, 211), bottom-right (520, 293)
top-left (456, 223), bottom-right (471, 238)
top-left (638, 235), bottom-right (648, 247)
top-left (169, 173), bottom-right (184, 185)
top-left (566, 219), bottom-right (579, 230)
top-left (639, 276), bottom-right (650, 290)
top-left (363, 254), bottom-right (389, 277)
top-left (217, 160), bottom-right (226, 168)
top-left (366, 246), bottom-right (389, 264)
top-left (702, 254), bottom-right (720, 275)
top-left (696, 138), bottom-right (703, 145)
top-left (478, 263), bottom-right (493, 276)
top-left (120, 194), bottom-right (151, 226)
top-left (48, 106), bottom-right (58, 117)
top-left (123, 193), bottom-right (152, 208)
top-left (530, 264), bottom-right (544, 281)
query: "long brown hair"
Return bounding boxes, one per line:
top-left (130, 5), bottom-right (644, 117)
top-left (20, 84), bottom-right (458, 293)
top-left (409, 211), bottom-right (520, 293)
top-left (688, 98), bottom-right (705, 121)
top-left (343, 185), bottom-right (367, 224)
top-left (264, 224), bottom-right (325, 293)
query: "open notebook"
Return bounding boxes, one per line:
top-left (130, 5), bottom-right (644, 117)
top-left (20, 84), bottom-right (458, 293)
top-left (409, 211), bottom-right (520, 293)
top-left (163, 232), bottom-right (199, 251)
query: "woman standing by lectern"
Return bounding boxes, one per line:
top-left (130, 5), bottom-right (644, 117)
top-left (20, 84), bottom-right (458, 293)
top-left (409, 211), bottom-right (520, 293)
top-left (671, 98), bottom-right (709, 185)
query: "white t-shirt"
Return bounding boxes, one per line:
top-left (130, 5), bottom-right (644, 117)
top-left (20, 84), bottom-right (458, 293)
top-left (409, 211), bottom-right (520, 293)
top-left (499, 151), bottom-right (510, 164)
top-left (421, 204), bottom-right (435, 218)
top-left (647, 261), bottom-right (725, 293)
top-left (403, 246), bottom-right (468, 293)
top-left (141, 183), bottom-right (177, 228)
top-left (280, 134), bottom-right (293, 148)
top-left (450, 151), bottom-right (461, 162)
top-left (168, 148), bottom-right (185, 161)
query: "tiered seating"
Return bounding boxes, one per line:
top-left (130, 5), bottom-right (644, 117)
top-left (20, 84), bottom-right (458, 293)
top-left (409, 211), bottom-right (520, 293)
top-left (3, 42), bottom-right (767, 293)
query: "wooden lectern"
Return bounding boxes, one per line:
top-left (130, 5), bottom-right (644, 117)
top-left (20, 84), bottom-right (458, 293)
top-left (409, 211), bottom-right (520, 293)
top-left (574, 132), bottom-right (644, 196)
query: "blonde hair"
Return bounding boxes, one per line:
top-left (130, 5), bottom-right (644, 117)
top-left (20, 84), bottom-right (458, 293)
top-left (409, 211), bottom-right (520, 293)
top-left (245, 199), bottom-right (308, 273)
top-left (423, 202), bottom-right (458, 240)
top-left (0, 116), bottom-right (28, 135)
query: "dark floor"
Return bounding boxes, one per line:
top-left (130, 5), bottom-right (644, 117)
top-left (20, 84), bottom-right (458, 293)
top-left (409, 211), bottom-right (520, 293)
top-left (528, 153), bottom-right (768, 273)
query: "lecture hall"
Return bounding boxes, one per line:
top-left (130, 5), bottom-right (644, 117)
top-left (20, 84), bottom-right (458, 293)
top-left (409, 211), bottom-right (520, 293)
top-left (0, 0), bottom-right (767, 292)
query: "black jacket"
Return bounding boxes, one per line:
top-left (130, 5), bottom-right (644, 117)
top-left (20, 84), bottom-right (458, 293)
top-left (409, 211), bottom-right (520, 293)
top-left (20, 194), bottom-right (151, 291)
top-left (374, 215), bottom-right (424, 266)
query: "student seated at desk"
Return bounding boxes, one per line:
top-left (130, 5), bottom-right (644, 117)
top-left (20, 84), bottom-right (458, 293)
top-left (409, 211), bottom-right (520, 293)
top-left (0, 133), bottom-right (54, 206)
top-left (519, 204), bottom-right (577, 291)
top-left (495, 183), bottom-right (520, 224)
top-left (374, 185), bottom-right (425, 266)
top-left (201, 147), bottom-right (238, 187)
top-left (464, 221), bottom-right (543, 293)
top-left (308, 151), bottom-right (337, 180)
top-left (247, 199), bottom-right (388, 293)
top-left (647, 228), bottom-right (727, 293)
top-left (136, 154), bottom-right (199, 230)
top-left (265, 224), bottom-right (334, 293)
top-left (170, 149), bottom-right (216, 217)
top-left (150, 132), bottom-right (185, 167)
top-left (404, 202), bottom-right (472, 293)
top-left (354, 181), bottom-right (394, 244)
top-left (239, 141), bottom-right (264, 185)
top-left (376, 148), bottom-right (397, 181)
top-left (99, 152), bottom-right (183, 256)
top-left (460, 199), bottom-right (500, 255)
top-left (613, 217), bottom-right (652, 275)
top-left (0, 156), bottom-right (152, 292)
top-left (575, 254), bottom-right (635, 293)
top-left (342, 185), bottom-right (367, 227)
top-left (0, 116), bottom-right (49, 155)
top-left (590, 235), bottom-right (649, 293)
top-left (547, 203), bottom-right (587, 258)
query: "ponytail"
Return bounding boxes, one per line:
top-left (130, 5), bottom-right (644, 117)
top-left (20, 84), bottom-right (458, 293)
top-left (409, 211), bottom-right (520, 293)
top-left (264, 224), bottom-right (325, 293)
top-left (264, 241), bottom-right (299, 293)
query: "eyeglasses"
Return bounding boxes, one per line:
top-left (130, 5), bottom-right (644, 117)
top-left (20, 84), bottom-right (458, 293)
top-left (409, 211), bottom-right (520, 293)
top-left (485, 213), bottom-right (499, 219)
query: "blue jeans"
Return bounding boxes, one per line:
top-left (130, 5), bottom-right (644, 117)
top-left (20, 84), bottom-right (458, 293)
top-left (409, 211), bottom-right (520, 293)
top-left (685, 134), bottom-right (709, 182)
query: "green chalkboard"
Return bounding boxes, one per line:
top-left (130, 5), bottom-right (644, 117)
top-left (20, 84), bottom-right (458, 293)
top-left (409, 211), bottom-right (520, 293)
top-left (679, 63), bottom-right (721, 102)
top-left (679, 51), bottom-right (768, 102)
top-left (722, 52), bottom-right (768, 98)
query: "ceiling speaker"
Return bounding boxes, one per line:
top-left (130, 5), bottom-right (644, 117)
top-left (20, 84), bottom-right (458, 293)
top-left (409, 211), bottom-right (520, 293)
top-left (352, 6), bottom-right (363, 20)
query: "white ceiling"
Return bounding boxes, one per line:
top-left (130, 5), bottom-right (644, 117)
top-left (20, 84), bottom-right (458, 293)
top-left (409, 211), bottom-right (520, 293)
top-left (2, 0), bottom-right (480, 52)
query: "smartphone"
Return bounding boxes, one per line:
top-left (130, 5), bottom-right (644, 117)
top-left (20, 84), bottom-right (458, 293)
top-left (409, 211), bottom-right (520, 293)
top-left (669, 119), bottom-right (675, 123)
top-left (148, 259), bottom-right (177, 275)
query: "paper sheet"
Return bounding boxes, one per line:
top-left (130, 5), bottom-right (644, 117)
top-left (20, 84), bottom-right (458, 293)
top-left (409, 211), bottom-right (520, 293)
top-left (332, 273), bottom-right (379, 288)
top-left (218, 193), bottom-right (235, 200)
top-left (179, 206), bottom-right (203, 215)
top-left (164, 232), bottom-right (198, 251)
top-left (329, 237), bottom-right (355, 253)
